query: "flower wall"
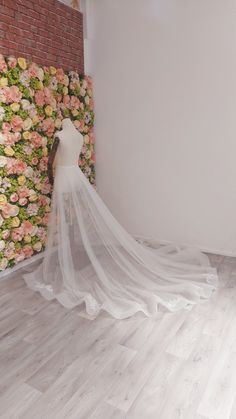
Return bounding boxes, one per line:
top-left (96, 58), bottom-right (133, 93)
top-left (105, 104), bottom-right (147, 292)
top-left (0, 54), bottom-right (95, 271)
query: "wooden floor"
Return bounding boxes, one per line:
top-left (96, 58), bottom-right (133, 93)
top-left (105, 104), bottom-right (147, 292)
top-left (0, 254), bottom-right (236, 419)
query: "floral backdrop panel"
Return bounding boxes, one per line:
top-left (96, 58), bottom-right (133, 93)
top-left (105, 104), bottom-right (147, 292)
top-left (0, 54), bottom-right (95, 271)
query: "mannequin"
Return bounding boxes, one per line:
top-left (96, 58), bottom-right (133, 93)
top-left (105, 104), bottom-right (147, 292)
top-left (48, 118), bottom-right (83, 184)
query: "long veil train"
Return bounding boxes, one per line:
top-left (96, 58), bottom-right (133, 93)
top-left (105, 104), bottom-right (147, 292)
top-left (24, 164), bottom-right (218, 319)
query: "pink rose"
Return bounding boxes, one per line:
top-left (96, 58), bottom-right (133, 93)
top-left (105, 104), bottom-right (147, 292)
top-left (40, 180), bottom-right (51, 194)
top-left (11, 115), bottom-right (24, 132)
top-left (27, 203), bottom-right (39, 216)
top-left (63, 95), bottom-right (70, 107)
top-left (8, 86), bottom-right (22, 103)
top-left (36, 227), bottom-right (47, 242)
top-left (39, 157), bottom-right (48, 171)
top-left (7, 158), bottom-right (27, 175)
top-left (0, 54), bottom-right (7, 72)
top-left (38, 195), bottom-right (50, 206)
top-left (5, 132), bottom-right (20, 146)
top-left (18, 186), bottom-right (30, 199)
top-left (91, 152), bottom-right (96, 163)
top-left (2, 122), bottom-right (11, 133)
top-left (79, 159), bottom-right (86, 167)
top-left (70, 96), bottom-right (80, 110)
top-left (11, 227), bottom-right (24, 241)
top-left (2, 203), bottom-right (19, 218)
top-left (31, 132), bottom-right (43, 148)
top-left (28, 63), bottom-right (39, 78)
top-left (7, 56), bottom-right (17, 68)
top-left (41, 118), bottom-right (55, 137)
top-left (19, 197), bottom-right (28, 206)
top-left (23, 145), bottom-right (33, 155)
top-left (15, 252), bottom-right (25, 263)
top-left (35, 90), bottom-right (45, 106)
top-left (10, 193), bottom-right (18, 203)
top-left (31, 157), bottom-right (39, 165)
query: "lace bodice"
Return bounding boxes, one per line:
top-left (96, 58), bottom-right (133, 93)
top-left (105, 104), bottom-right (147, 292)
top-left (55, 119), bottom-right (84, 167)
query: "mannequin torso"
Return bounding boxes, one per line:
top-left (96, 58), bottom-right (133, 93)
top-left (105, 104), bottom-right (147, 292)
top-left (55, 118), bottom-right (84, 167)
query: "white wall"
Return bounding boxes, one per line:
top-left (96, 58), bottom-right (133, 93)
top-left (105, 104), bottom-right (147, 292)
top-left (86, 0), bottom-right (236, 256)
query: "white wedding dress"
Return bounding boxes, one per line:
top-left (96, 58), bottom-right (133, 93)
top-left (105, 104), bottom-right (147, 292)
top-left (24, 120), bottom-right (218, 319)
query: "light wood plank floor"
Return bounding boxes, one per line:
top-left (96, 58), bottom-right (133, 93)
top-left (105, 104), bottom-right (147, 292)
top-left (0, 254), bottom-right (236, 419)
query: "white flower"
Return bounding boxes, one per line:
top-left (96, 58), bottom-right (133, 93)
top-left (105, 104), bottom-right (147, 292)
top-left (19, 71), bottom-right (30, 87)
top-left (24, 167), bottom-right (34, 179)
top-left (0, 156), bottom-right (7, 167)
top-left (0, 258), bottom-right (8, 271)
top-left (21, 99), bottom-right (31, 110)
top-left (23, 118), bottom-right (33, 130)
top-left (86, 149), bottom-right (92, 159)
top-left (0, 106), bottom-right (5, 121)
top-left (0, 132), bottom-right (5, 144)
top-left (38, 68), bottom-right (44, 81)
top-left (0, 240), bottom-right (5, 251)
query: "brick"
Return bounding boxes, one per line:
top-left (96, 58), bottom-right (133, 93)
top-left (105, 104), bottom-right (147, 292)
top-left (0, 5), bottom-right (15, 17)
top-left (0, 0), bottom-right (84, 72)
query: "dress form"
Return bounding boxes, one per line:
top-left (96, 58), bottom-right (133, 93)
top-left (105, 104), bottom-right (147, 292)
top-left (56, 118), bottom-right (83, 167)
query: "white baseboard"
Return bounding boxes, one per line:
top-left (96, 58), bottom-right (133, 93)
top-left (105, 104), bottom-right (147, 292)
top-left (132, 234), bottom-right (236, 258)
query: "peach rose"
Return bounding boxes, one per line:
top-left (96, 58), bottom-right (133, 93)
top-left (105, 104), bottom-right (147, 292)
top-left (22, 245), bottom-right (34, 258)
top-left (11, 115), bottom-right (24, 132)
top-left (21, 220), bottom-right (34, 235)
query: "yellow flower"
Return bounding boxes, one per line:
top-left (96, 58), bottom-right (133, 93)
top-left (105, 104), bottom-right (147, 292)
top-left (18, 175), bottom-right (26, 186)
top-left (63, 86), bottom-right (68, 95)
top-left (32, 115), bottom-right (39, 125)
top-left (24, 234), bottom-right (31, 243)
top-left (64, 75), bottom-right (69, 86)
top-left (0, 194), bottom-right (7, 209)
top-left (22, 131), bottom-right (32, 140)
top-left (55, 118), bottom-right (62, 129)
top-left (17, 57), bottom-right (27, 70)
top-left (49, 66), bottom-right (57, 75)
top-left (71, 109), bottom-right (79, 117)
top-left (4, 146), bottom-right (15, 157)
top-left (45, 205), bottom-right (51, 212)
top-left (0, 77), bottom-right (8, 87)
top-left (37, 81), bottom-right (44, 90)
top-left (35, 183), bottom-right (42, 191)
top-left (29, 193), bottom-right (38, 202)
top-left (33, 241), bottom-right (42, 252)
top-left (11, 217), bottom-right (20, 227)
top-left (45, 105), bottom-right (53, 116)
top-left (42, 147), bottom-right (48, 157)
top-left (10, 102), bottom-right (20, 112)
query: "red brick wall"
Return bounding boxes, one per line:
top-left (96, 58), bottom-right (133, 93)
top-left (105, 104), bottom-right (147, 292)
top-left (0, 0), bottom-right (84, 73)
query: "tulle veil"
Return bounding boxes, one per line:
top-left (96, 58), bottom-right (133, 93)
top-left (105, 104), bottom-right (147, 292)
top-left (23, 162), bottom-right (219, 319)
